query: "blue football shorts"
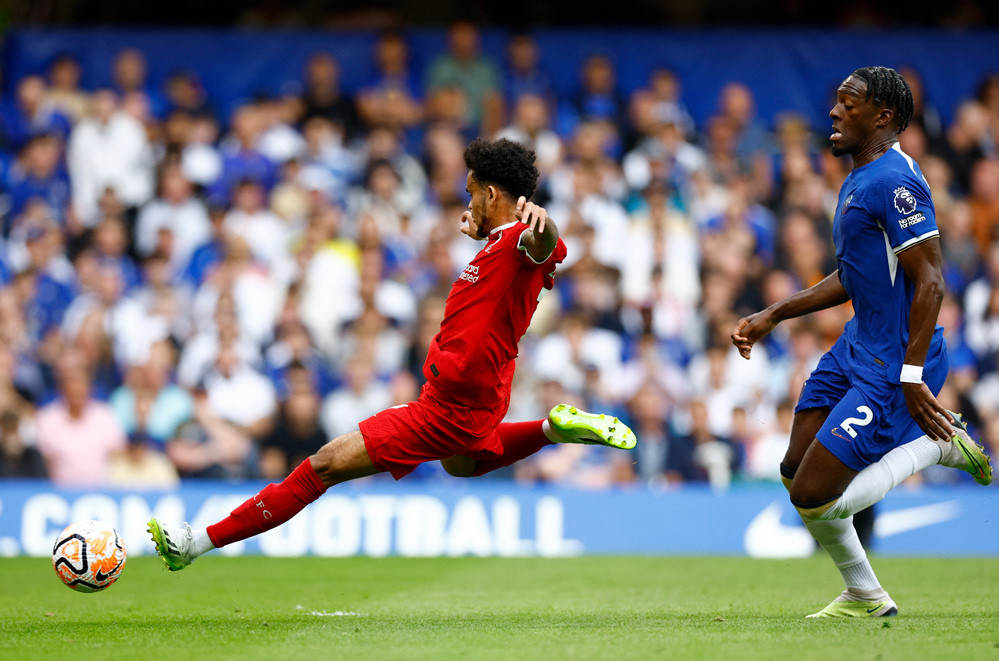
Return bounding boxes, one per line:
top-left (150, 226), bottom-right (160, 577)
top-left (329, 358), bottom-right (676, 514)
top-left (795, 334), bottom-right (949, 471)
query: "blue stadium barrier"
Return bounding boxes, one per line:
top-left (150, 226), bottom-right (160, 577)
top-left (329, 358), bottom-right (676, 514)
top-left (5, 28), bottom-right (999, 129)
top-left (2, 481), bottom-right (995, 558)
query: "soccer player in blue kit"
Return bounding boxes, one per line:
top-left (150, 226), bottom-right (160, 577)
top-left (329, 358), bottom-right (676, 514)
top-left (732, 66), bottom-right (992, 617)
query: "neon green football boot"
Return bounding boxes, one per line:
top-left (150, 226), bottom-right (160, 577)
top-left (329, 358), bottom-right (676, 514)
top-left (937, 412), bottom-right (993, 486)
top-left (547, 404), bottom-right (637, 450)
top-left (148, 518), bottom-right (198, 572)
top-left (806, 590), bottom-right (898, 618)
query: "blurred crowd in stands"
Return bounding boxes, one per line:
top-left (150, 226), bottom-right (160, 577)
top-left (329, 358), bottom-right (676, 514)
top-left (0, 23), bottom-right (997, 491)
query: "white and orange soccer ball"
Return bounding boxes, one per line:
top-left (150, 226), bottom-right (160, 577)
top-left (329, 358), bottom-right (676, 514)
top-left (52, 520), bottom-right (127, 593)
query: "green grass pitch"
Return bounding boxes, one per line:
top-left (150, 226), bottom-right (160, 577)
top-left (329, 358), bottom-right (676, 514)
top-left (2, 555), bottom-right (998, 660)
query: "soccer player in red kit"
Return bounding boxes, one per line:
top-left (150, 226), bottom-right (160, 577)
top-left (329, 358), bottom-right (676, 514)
top-left (148, 138), bottom-right (636, 570)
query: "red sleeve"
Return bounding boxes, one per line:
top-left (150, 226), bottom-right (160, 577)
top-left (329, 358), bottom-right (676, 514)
top-left (540, 238), bottom-right (567, 291)
top-left (516, 228), bottom-right (567, 267)
top-left (551, 237), bottom-right (568, 265)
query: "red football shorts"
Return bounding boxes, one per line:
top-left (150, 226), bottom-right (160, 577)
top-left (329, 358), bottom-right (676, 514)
top-left (359, 383), bottom-right (508, 479)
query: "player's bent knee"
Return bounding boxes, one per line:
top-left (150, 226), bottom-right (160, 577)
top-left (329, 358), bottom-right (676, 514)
top-left (310, 430), bottom-right (379, 486)
top-left (792, 497), bottom-right (843, 521)
top-left (309, 449), bottom-right (344, 486)
top-left (779, 463), bottom-right (795, 493)
top-left (441, 455), bottom-right (476, 478)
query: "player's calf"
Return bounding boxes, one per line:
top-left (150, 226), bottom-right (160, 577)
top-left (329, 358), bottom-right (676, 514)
top-left (311, 430), bottom-right (382, 486)
top-left (441, 455), bottom-right (477, 477)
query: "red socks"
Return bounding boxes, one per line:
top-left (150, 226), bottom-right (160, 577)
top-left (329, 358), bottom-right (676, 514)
top-left (471, 420), bottom-right (553, 476)
top-left (205, 424), bottom-right (550, 546)
top-left (207, 459), bottom-right (328, 548)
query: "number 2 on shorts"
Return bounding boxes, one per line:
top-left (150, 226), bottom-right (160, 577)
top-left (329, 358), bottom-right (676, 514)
top-left (841, 406), bottom-right (874, 438)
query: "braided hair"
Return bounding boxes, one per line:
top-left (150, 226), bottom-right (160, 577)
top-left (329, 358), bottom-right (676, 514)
top-left (851, 66), bottom-right (915, 133)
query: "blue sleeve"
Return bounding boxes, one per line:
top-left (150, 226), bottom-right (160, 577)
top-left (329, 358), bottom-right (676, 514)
top-left (869, 170), bottom-right (938, 254)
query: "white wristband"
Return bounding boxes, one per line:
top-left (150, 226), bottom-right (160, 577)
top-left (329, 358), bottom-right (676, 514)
top-left (900, 364), bottom-right (923, 384)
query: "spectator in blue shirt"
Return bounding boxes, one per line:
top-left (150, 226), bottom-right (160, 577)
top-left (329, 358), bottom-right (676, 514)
top-left (206, 105), bottom-right (278, 206)
top-left (504, 33), bottom-right (554, 105)
top-left (566, 54), bottom-right (628, 152)
top-left (265, 325), bottom-right (338, 399)
top-left (181, 204), bottom-right (228, 288)
top-left (715, 82), bottom-right (772, 162)
top-left (1, 76), bottom-right (72, 153)
top-left (357, 30), bottom-right (424, 139)
top-left (0, 249), bottom-right (10, 286)
top-left (92, 215), bottom-right (142, 292)
top-left (15, 262), bottom-right (75, 351)
top-left (6, 135), bottom-right (71, 232)
top-left (164, 70), bottom-right (215, 121)
top-left (113, 48), bottom-right (168, 119)
top-left (703, 191), bottom-right (777, 269)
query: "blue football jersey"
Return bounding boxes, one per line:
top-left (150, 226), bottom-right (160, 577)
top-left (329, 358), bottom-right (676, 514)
top-left (833, 143), bottom-right (945, 383)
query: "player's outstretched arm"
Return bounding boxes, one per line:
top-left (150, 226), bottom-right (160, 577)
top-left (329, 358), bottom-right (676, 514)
top-left (515, 196), bottom-right (559, 263)
top-left (731, 271), bottom-right (850, 359)
top-left (896, 237), bottom-right (954, 441)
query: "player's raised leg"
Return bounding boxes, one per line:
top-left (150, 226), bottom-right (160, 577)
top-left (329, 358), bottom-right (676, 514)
top-left (788, 407), bottom-right (992, 616)
top-left (799, 413), bottom-right (991, 524)
top-left (441, 405), bottom-right (636, 478)
top-left (149, 430), bottom-right (379, 571)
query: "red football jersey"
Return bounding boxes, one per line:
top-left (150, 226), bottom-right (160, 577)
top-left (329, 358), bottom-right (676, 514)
top-left (423, 220), bottom-right (567, 409)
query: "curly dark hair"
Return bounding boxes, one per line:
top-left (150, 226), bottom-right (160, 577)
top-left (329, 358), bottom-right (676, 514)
top-left (463, 137), bottom-right (539, 201)
top-left (851, 66), bottom-right (915, 133)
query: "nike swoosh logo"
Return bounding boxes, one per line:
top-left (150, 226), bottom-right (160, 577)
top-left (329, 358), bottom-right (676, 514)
top-left (94, 538), bottom-right (126, 582)
top-left (958, 443), bottom-right (986, 479)
top-left (95, 556), bottom-right (125, 582)
top-left (743, 502), bottom-right (815, 558)
top-left (873, 501), bottom-right (960, 538)
top-left (830, 427), bottom-right (850, 441)
top-left (866, 606), bottom-right (882, 613)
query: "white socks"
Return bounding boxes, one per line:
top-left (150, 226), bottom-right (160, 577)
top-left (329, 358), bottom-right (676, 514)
top-left (790, 436), bottom-right (944, 600)
top-left (541, 419), bottom-right (562, 443)
top-left (192, 529), bottom-right (215, 557)
top-left (793, 436), bottom-right (944, 599)
top-left (807, 436), bottom-right (941, 521)
top-left (803, 516), bottom-right (883, 594)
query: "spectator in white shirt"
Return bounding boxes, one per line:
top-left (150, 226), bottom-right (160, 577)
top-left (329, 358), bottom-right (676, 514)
top-left (202, 343), bottom-right (276, 440)
top-left (67, 89), bottom-right (154, 224)
top-left (134, 165), bottom-right (211, 273)
top-left (320, 353), bottom-right (391, 440)
top-left (495, 93), bottom-right (562, 178)
top-left (189, 235), bottom-right (283, 348)
top-left (964, 242), bottom-right (999, 360)
top-left (224, 179), bottom-right (291, 276)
